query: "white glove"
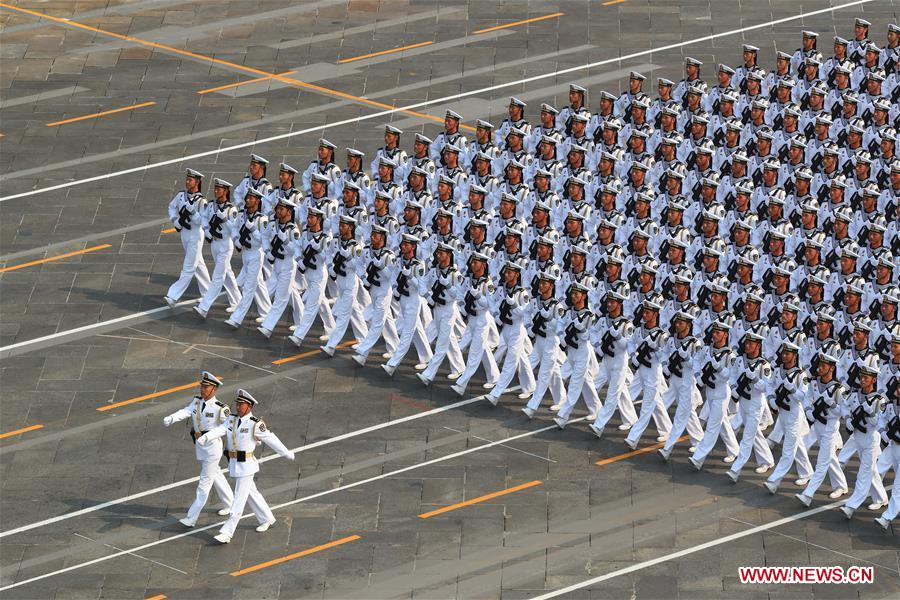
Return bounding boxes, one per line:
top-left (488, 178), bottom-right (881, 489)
top-left (195, 434), bottom-right (209, 445)
top-left (163, 416), bottom-right (174, 427)
top-left (287, 452), bottom-right (296, 461)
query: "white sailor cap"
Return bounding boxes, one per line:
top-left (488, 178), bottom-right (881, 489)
top-left (532, 199), bottom-right (552, 213)
top-left (379, 156), bottom-right (397, 168)
top-left (249, 154), bottom-right (269, 165)
top-left (503, 260), bottom-right (523, 272)
top-left (468, 183), bottom-right (488, 196)
top-left (685, 56), bottom-right (703, 66)
top-left (506, 158), bottom-right (525, 170)
top-left (803, 29), bottom-right (819, 38)
top-left (342, 180), bottom-right (361, 193)
top-left (743, 285), bottom-right (765, 303)
top-left (570, 83), bottom-right (587, 94)
top-left (642, 293), bottom-right (664, 311)
top-left (500, 192), bottom-right (519, 204)
top-left (834, 35), bottom-right (849, 45)
top-left (404, 198), bottom-right (424, 210)
top-left (408, 165), bottom-right (429, 179)
top-left (438, 174), bottom-right (457, 187)
top-left (718, 63), bottom-right (735, 75)
top-left (509, 96), bottom-right (527, 107)
top-left (631, 96), bottom-right (651, 109)
top-left (708, 275), bottom-right (731, 294)
top-left (816, 306), bottom-right (836, 322)
top-left (540, 103), bottom-right (559, 115)
top-left (370, 223), bottom-right (389, 236)
top-left (567, 176), bottom-right (588, 188)
top-left (889, 23), bottom-right (900, 34)
top-left (860, 354), bottom-right (881, 376)
top-left (818, 344), bottom-right (840, 365)
top-left (602, 119), bottom-right (623, 131)
top-left (657, 77), bottom-right (675, 86)
top-left (780, 339), bottom-right (801, 353)
top-left (747, 69), bottom-right (764, 81)
top-left (185, 168), bottom-right (204, 179)
top-left (855, 17), bottom-right (871, 27)
top-left (532, 167), bottom-right (553, 179)
top-left (721, 91), bottom-right (739, 104)
top-left (200, 371), bottom-right (222, 387)
top-left (776, 51), bottom-right (792, 61)
top-left (310, 172), bottom-right (330, 183)
top-left (213, 178), bottom-right (232, 189)
top-left (441, 143), bottom-right (462, 154)
top-left (401, 232), bottom-right (421, 244)
top-left (318, 138), bottom-right (336, 150)
top-left (599, 90), bottom-right (618, 101)
top-left (570, 243), bottom-right (590, 256)
top-left (539, 134), bottom-right (559, 146)
top-left (306, 205), bottom-right (325, 218)
top-left (743, 44), bottom-right (759, 52)
top-left (373, 189), bottom-right (393, 201)
top-left (804, 56), bottom-right (822, 67)
top-left (279, 162), bottom-right (298, 175)
top-left (339, 214), bottom-right (357, 226)
top-left (507, 126), bottom-right (527, 137)
top-left (475, 119), bottom-right (494, 130)
top-left (236, 389), bottom-right (257, 405)
top-left (435, 240), bottom-right (456, 254)
top-left (469, 250), bottom-right (491, 262)
top-left (346, 147), bottom-right (365, 157)
top-left (572, 112), bottom-right (589, 123)
top-left (743, 326), bottom-right (767, 342)
top-left (414, 133), bottom-right (433, 145)
top-left (641, 258), bottom-right (660, 274)
top-left (276, 197), bottom-right (297, 210)
top-left (711, 317), bottom-right (733, 331)
top-left (445, 109), bottom-right (463, 120)
top-left (630, 71), bottom-right (646, 81)
top-left (244, 187), bottom-right (264, 199)
top-left (383, 124), bottom-right (402, 136)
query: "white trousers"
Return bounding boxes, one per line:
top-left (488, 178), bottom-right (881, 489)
top-left (557, 346), bottom-right (600, 421)
top-left (355, 287), bottom-right (398, 358)
top-left (186, 458), bottom-right (233, 523)
top-left (219, 474), bottom-right (274, 538)
top-left (422, 305), bottom-right (465, 380)
top-left (197, 241), bottom-right (240, 312)
top-left (167, 233), bottom-right (210, 301)
top-left (488, 323), bottom-right (535, 399)
top-left (879, 442), bottom-right (900, 521)
top-left (230, 250), bottom-right (271, 325)
top-left (728, 395), bottom-right (774, 476)
top-left (801, 418), bottom-right (848, 497)
top-left (326, 275), bottom-right (368, 348)
top-left (844, 429), bottom-right (888, 510)
top-left (526, 335), bottom-right (564, 410)
top-left (455, 313), bottom-right (499, 392)
top-left (625, 364), bottom-right (671, 445)
top-left (592, 355), bottom-right (637, 433)
top-left (662, 376), bottom-right (704, 453)
top-left (692, 385), bottom-right (740, 465)
top-left (292, 274), bottom-right (334, 342)
top-left (767, 405), bottom-right (813, 486)
top-left (386, 296), bottom-right (432, 368)
top-left (261, 263), bottom-right (298, 331)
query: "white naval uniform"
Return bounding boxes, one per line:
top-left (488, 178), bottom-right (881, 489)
top-left (325, 237), bottom-right (369, 348)
top-left (624, 326), bottom-right (673, 446)
top-left (800, 379), bottom-right (849, 499)
top-left (659, 334), bottom-right (705, 454)
top-left (385, 257), bottom-right (433, 369)
top-left (556, 307), bottom-right (601, 423)
top-left (164, 395), bottom-right (233, 524)
top-left (524, 295), bottom-right (565, 412)
top-left (878, 408), bottom-right (900, 523)
top-left (355, 246), bottom-right (399, 359)
top-left (197, 200), bottom-right (241, 313)
top-left (589, 315), bottom-right (638, 436)
top-left (766, 367), bottom-right (814, 488)
top-left (843, 391), bottom-right (888, 511)
top-left (727, 355), bottom-right (775, 477)
top-left (198, 413), bottom-right (294, 539)
top-left (454, 276), bottom-right (500, 392)
top-left (420, 266), bottom-right (466, 381)
top-left (229, 210), bottom-right (272, 325)
top-left (487, 284), bottom-right (535, 401)
top-left (291, 229), bottom-right (335, 343)
top-left (691, 345), bottom-right (741, 466)
top-left (166, 190), bottom-right (211, 301)
top-left (260, 221), bottom-right (301, 332)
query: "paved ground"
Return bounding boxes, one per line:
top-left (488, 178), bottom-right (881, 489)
top-left (1, 0), bottom-right (899, 598)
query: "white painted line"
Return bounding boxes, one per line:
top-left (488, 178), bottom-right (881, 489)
top-left (0, 0), bottom-right (873, 201)
top-left (0, 416), bottom-right (569, 592)
top-left (0, 387), bottom-right (519, 539)
top-left (72, 532), bottom-right (188, 575)
top-left (0, 298), bottom-right (200, 357)
top-left (530, 501), bottom-right (842, 600)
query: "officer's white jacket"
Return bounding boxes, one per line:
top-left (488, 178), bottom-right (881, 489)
top-left (166, 395), bottom-right (230, 462)
top-left (199, 412), bottom-right (293, 478)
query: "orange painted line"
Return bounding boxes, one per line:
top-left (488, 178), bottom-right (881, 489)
top-left (472, 12), bottom-right (564, 35)
top-left (595, 435), bottom-right (689, 467)
top-left (0, 424), bottom-right (44, 440)
top-left (603, 0), bottom-right (629, 5)
top-left (98, 381), bottom-right (199, 412)
top-left (145, 595), bottom-right (167, 600)
top-left (0, 4), bottom-right (452, 129)
top-left (272, 340), bottom-right (355, 365)
top-left (418, 480), bottom-right (542, 519)
top-left (338, 40), bottom-right (434, 64)
top-left (161, 227), bottom-right (177, 234)
top-left (230, 535), bottom-right (361, 576)
top-left (197, 70), bottom-right (297, 94)
top-left (45, 101), bottom-right (155, 127)
top-left (0, 244), bottom-right (111, 273)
